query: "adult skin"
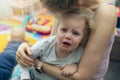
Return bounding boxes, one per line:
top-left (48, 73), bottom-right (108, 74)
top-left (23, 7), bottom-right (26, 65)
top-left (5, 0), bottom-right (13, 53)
top-left (16, 0), bottom-right (117, 80)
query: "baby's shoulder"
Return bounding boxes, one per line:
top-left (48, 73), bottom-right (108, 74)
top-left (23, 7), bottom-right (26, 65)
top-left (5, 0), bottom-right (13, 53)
top-left (32, 36), bottom-right (56, 48)
top-left (38, 36), bottom-right (56, 44)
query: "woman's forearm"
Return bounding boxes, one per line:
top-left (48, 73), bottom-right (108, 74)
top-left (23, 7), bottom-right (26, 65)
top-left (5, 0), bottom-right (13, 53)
top-left (33, 59), bottom-right (71, 80)
top-left (42, 63), bottom-right (91, 80)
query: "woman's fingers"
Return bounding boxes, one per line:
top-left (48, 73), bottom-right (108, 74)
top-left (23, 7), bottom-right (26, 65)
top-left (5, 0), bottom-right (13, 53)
top-left (16, 43), bottom-right (34, 66)
top-left (20, 47), bottom-right (32, 62)
top-left (16, 51), bottom-right (33, 67)
top-left (16, 54), bottom-right (30, 67)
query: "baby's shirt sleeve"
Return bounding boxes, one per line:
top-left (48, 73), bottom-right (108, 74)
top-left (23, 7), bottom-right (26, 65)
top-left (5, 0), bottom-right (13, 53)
top-left (30, 36), bottom-right (56, 59)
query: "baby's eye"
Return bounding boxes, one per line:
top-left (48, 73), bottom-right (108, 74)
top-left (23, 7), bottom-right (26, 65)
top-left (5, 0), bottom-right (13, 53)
top-left (61, 28), bottom-right (67, 32)
top-left (73, 31), bottom-right (80, 35)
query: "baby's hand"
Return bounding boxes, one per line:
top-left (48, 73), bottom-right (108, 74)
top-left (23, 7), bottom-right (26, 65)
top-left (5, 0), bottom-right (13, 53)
top-left (60, 64), bottom-right (78, 77)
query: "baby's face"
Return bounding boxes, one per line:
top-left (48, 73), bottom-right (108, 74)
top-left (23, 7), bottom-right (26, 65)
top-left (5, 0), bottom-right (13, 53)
top-left (56, 16), bottom-right (86, 52)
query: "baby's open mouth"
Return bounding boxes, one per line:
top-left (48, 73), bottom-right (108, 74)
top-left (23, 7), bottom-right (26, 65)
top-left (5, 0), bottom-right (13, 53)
top-left (63, 42), bottom-right (71, 46)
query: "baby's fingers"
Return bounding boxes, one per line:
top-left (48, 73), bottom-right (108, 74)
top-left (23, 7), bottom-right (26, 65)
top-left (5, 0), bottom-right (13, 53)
top-left (61, 68), bottom-right (72, 77)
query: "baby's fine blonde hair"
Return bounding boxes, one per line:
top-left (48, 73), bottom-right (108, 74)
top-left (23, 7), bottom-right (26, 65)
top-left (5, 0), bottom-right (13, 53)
top-left (61, 7), bottom-right (95, 31)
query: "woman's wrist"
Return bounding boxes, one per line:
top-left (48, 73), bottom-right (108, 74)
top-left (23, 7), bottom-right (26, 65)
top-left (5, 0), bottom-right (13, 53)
top-left (36, 61), bottom-right (44, 72)
top-left (33, 59), bottom-right (44, 72)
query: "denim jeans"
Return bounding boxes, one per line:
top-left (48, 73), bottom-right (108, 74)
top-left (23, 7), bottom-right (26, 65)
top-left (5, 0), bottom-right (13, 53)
top-left (29, 68), bottom-right (42, 80)
top-left (105, 60), bottom-right (120, 80)
top-left (0, 41), bottom-right (22, 80)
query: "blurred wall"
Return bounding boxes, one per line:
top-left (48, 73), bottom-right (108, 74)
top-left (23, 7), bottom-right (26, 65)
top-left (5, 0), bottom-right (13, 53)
top-left (0, 0), bottom-right (13, 19)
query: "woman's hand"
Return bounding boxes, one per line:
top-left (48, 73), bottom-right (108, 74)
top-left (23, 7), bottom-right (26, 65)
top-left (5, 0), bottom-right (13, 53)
top-left (16, 42), bottom-right (34, 67)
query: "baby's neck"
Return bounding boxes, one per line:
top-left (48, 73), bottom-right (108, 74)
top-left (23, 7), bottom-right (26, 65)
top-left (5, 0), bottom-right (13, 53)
top-left (55, 46), bottom-right (71, 58)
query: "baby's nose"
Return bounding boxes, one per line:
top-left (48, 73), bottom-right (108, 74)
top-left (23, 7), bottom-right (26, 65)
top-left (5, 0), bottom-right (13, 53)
top-left (65, 33), bottom-right (72, 40)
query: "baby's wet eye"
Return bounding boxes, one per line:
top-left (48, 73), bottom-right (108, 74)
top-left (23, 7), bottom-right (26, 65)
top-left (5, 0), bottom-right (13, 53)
top-left (73, 31), bottom-right (80, 35)
top-left (61, 28), bottom-right (67, 32)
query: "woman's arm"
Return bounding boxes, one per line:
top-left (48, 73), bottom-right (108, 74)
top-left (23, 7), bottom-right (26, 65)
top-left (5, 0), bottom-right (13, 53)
top-left (76, 4), bottom-right (117, 79)
top-left (42, 62), bottom-right (72, 80)
top-left (39, 4), bottom-right (117, 80)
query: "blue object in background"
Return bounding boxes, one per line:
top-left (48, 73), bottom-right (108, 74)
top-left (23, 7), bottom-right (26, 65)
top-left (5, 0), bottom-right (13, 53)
top-left (117, 17), bottom-right (120, 28)
top-left (116, 17), bottom-right (120, 35)
top-left (21, 14), bottom-right (31, 28)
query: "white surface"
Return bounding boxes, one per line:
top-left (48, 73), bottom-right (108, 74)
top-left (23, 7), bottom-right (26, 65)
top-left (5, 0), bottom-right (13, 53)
top-left (0, 0), bottom-right (13, 19)
top-left (9, 0), bottom-right (40, 16)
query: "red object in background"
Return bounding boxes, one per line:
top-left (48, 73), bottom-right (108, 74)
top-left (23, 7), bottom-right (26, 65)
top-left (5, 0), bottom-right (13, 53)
top-left (117, 7), bottom-right (120, 17)
top-left (26, 25), bottom-right (52, 35)
top-left (25, 13), bottom-right (54, 35)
